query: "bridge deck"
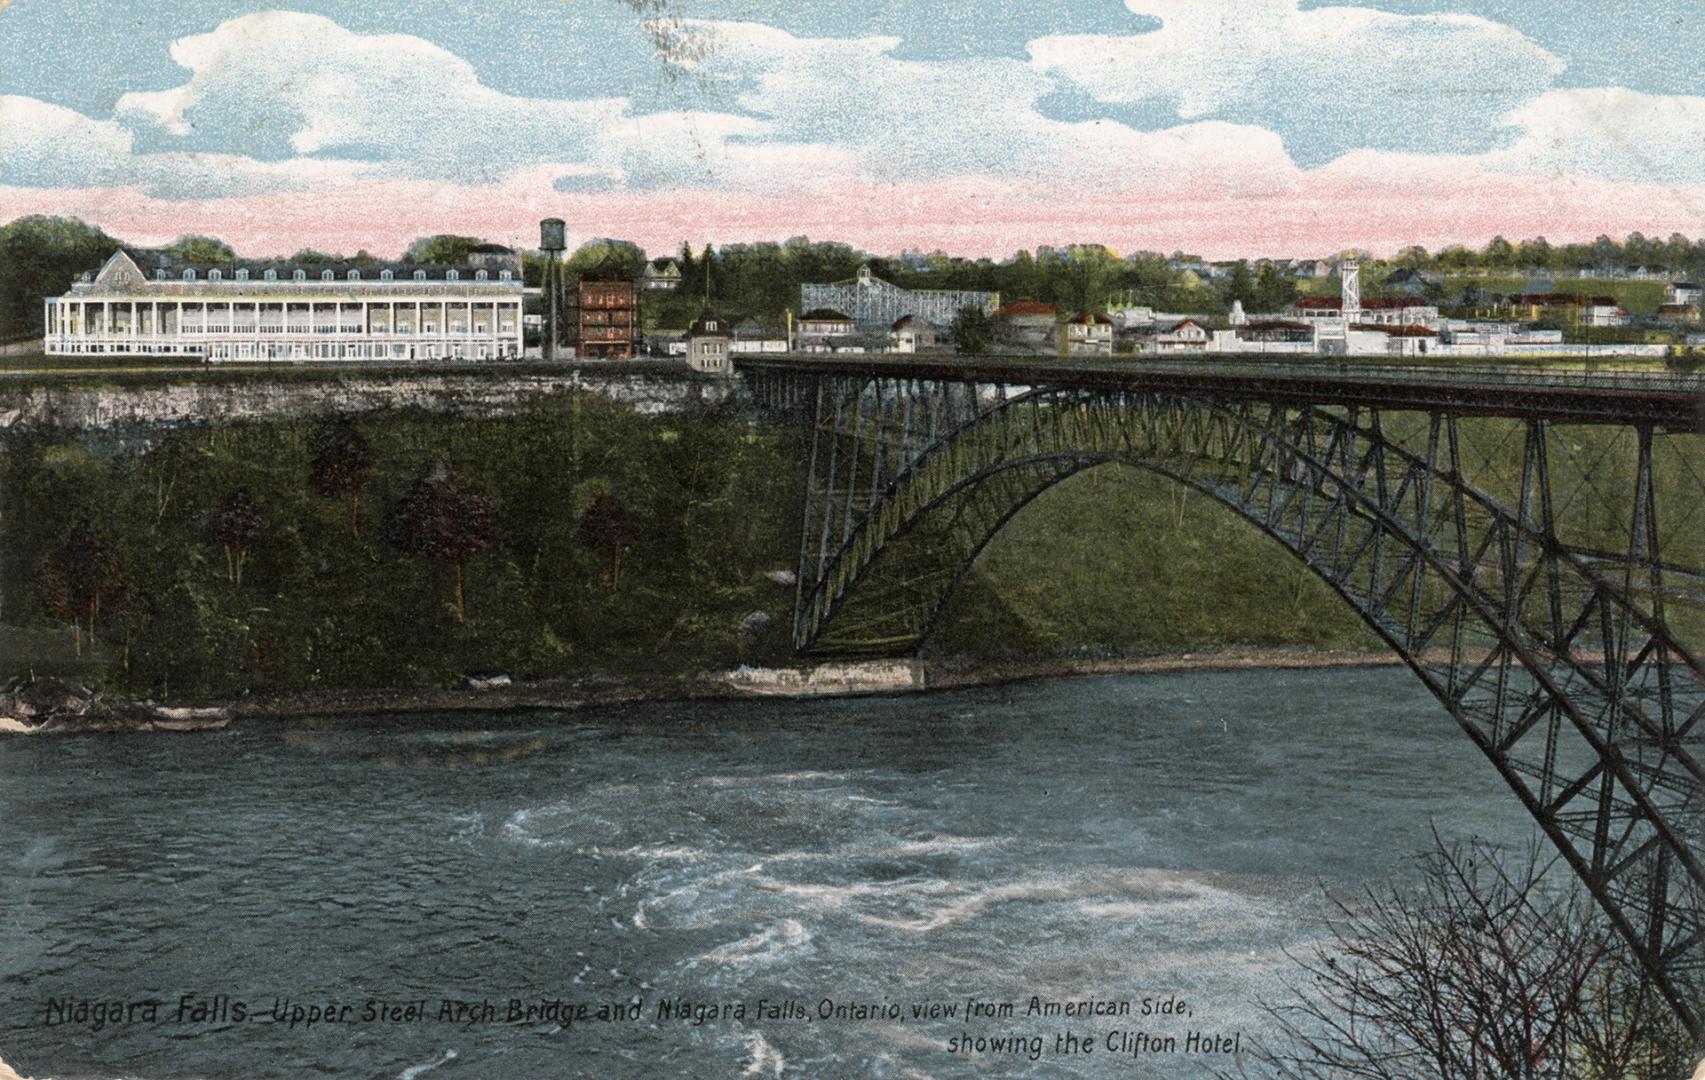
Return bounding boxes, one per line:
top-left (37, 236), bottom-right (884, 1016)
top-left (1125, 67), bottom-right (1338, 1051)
top-left (737, 354), bottom-right (1705, 429)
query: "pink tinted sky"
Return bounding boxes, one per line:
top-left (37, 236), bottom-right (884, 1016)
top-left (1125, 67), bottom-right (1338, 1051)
top-left (4, 170), bottom-right (1703, 261)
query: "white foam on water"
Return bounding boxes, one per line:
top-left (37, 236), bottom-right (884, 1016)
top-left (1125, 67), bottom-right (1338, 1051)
top-left (741, 1032), bottom-right (786, 1078)
top-left (633, 862), bottom-right (768, 928)
top-left (397, 1047), bottom-right (456, 1079)
top-left (695, 918), bottom-right (813, 966)
top-left (500, 803), bottom-right (622, 850)
top-left (694, 770), bottom-right (847, 787)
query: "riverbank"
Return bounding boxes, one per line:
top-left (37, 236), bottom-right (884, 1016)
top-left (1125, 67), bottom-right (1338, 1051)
top-left (1, 646), bottom-right (1411, 733)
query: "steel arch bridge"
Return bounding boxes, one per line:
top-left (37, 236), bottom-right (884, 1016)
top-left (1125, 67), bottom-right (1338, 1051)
top-left (741, 356), bottom-right (1705, 1038)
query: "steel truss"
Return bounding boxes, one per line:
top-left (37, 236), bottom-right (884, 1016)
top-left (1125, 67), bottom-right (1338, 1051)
top-left (763, 371), bottom-right (1705, 1037)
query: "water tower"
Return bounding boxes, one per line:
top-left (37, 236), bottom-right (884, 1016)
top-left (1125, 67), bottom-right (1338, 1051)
top-left (540, 218), bottom-right (566, 362)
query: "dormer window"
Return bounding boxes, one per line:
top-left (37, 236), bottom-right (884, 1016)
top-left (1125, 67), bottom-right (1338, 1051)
top-left (293, 270), bottom-right (306, 282)
top-left (706, 320), bottom-right (718, 332)
top-left (264, 269), bottom-right (277, 281)
top-left (155, 269), bottom-right (167, 281)
top-left (321, 269), bottom-right (334, 282)
top-left (413, 270), bottom-right (426, 281)
top-left (182, 269), bottom-right (196, 281)
top-left (446, 269), bottom-right (460, 282)
top-left (209, 269), bottom-right (222, 282)
top-left (347, 269), bottom-right (361, 281)
top-left (381, 270), bottom-right (394, 282)
top-left (499, 269), bottom-right (513, 281)
top-left (235, 269), bottom-right (249, 282)
top-left (475, 269), bottom-right (488, 281)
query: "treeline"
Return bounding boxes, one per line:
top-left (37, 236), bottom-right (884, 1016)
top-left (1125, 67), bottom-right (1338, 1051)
top-left (2, 401), bottom-right (804, 697)
top-left (1385, 232), bottom-right (1705, 275)
top-left (8, 214), bottom-right (1705, 344)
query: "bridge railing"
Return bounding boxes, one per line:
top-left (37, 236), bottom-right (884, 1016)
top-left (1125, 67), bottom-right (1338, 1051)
top-left (739, 352), bottom-right (1705, 397)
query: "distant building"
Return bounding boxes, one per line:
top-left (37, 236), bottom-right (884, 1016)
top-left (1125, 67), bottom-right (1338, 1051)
top-left (889, 315), bottom-right (937, 354)
top-left (1238, 320), bottom-right (1313, 344)
top-left (1666, 281), bottom-right (1701, 307)
top-left (800, 264), bottom-right (997, 335)
top-left (1151, 319), bottom-right (1211, 354)
top-left (1502, 293), bottom-right (1627, 327)
top-left (991, 299), bottom-right (1059, 353)
top-left (686, 311), bottom-right (732, 374)
top-left (642, 259), bottom-right (682, 291)
top-left (796, 308), bottom-right (860, 352)
top-left (1384, 268), bottom-right (1442, 297)
top-left (1062, 311), bottom-right (1114, 356)
top-left (576, 267), bottom-right (638, 359)
top-left (45, 249), bottom-right (523, 362)
top-left (1291, 296), bottom-right (1441, 329)
top-left (1379, 324), bottom-right (1441, 357)
top-left (731, 320), bottom-right (788, 354)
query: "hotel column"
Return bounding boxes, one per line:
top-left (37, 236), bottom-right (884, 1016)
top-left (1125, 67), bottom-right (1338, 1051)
top-left (130, 301), bottom-right (138, 347)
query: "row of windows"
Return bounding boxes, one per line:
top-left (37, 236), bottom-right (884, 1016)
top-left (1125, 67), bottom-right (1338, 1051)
top-left (153, 267), bottom-right (515, 283)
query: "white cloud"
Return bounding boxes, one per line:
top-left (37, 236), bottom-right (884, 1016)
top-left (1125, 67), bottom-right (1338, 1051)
top-left (1029, 0), bottom-right (1564, 164)
top-left (1488, 88), bottom-right (1705, 185)
top-left (668, 20), bottom-right (1303, 192)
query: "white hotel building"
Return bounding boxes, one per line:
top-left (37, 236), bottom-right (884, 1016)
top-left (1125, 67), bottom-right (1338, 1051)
top-left (46, 250), bottom-right (525, 362)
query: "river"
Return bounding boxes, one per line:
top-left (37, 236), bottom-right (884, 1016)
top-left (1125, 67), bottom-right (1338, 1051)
top-left (0, 667), bottom-right (1540, 1079)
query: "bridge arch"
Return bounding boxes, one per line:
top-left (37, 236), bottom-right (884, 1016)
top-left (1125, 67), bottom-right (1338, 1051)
top-left (785, 377), bottom-right (1704, 1035)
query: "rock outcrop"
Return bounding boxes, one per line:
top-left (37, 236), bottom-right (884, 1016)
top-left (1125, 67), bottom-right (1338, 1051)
top-left (0, 677), bottom-right (229, 733)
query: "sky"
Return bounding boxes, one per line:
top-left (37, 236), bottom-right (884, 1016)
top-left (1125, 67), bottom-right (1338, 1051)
top-left (1, 0), bottom-right (1702, 259)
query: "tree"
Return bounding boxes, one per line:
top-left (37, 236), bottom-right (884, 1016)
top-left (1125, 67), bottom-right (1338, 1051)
top-left (211, 489), bottom-right (265, 589)
top-left (167, 234), bottom-right (236, 267)
top-left (1238, 832), bottom-right (1696, 1079)
top-left (386, 457), bottom-right (499, 622)
top-left (950, 306), bottom-right (994, 355)
top-left (1253, 262), bottom-right (1297, 313)
top-left (1484, 234), bottom-right (1516, 270)
top-left (44, 519), bottom-right (126, 657)
top-left (405, 234), bottom-right (485, 265)
top-left (1222, 260), bottom-right (1256, 310)
top-left (307, 418), bottom-right (375, 535)
top-left (0, 215), bottom-right (118, 340)
top-left (578, 489), bottom-right (637, 590)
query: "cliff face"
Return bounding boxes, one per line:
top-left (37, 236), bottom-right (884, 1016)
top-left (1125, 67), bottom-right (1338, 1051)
top-left (0, 368), bottom-right (738, 431)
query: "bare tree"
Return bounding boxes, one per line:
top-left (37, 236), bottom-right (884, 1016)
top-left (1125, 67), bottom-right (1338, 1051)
top-left (386, 457), bottom-right (499, 623)
top-left (43, 519), bottom-right (126, 657)
top-left (211, 489), bottom-right (265, 589)
top-left (578, 489), bottom-right (637, 590)
top-left (1230, 831), bottom-right (1697, 1080)
top-left (308, 418), bottom-right (375, 536)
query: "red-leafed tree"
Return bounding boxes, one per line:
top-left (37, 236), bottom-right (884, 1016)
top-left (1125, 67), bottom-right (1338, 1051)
top-left (211, 489), bottom-right (266, 588)
top-left (578, 489), bottom-right (636, 590)
top-left (44, 519), bottom-right (126, 656)
top-left (308, 418), bottom-right (375, 536)
top-left (386, 457), bottom-right (499, 622)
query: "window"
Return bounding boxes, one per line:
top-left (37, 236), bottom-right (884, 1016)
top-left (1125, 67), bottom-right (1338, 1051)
top-left (182, 269), bottom-right (196, 281)
top-left (264, 269), bottom-right (278, 281)
top-left (155, 269), bottom-right (167, 281)
top-left (381, 270), bottom-right (394, 282)
top-left (293, 270), bottom-right (306, 282)
top-left (209, 269), bottom-right (222, 282)
top-left (235, 269), bottom-right (249, 282)
top-left (706, 320), bottom-right (718, 332)
top-left (446, 270), bottom-right (460, 282)
top-left (347, 269), bottom-right (361, 281)
top-left (321, 269), bottom-right (334, 282)
top-left (475, 270), bottom-right (488, 281)
top-left (499, 269), bottom-right (513, 281)
top-left (413, 270), bottom-right (426, 281)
